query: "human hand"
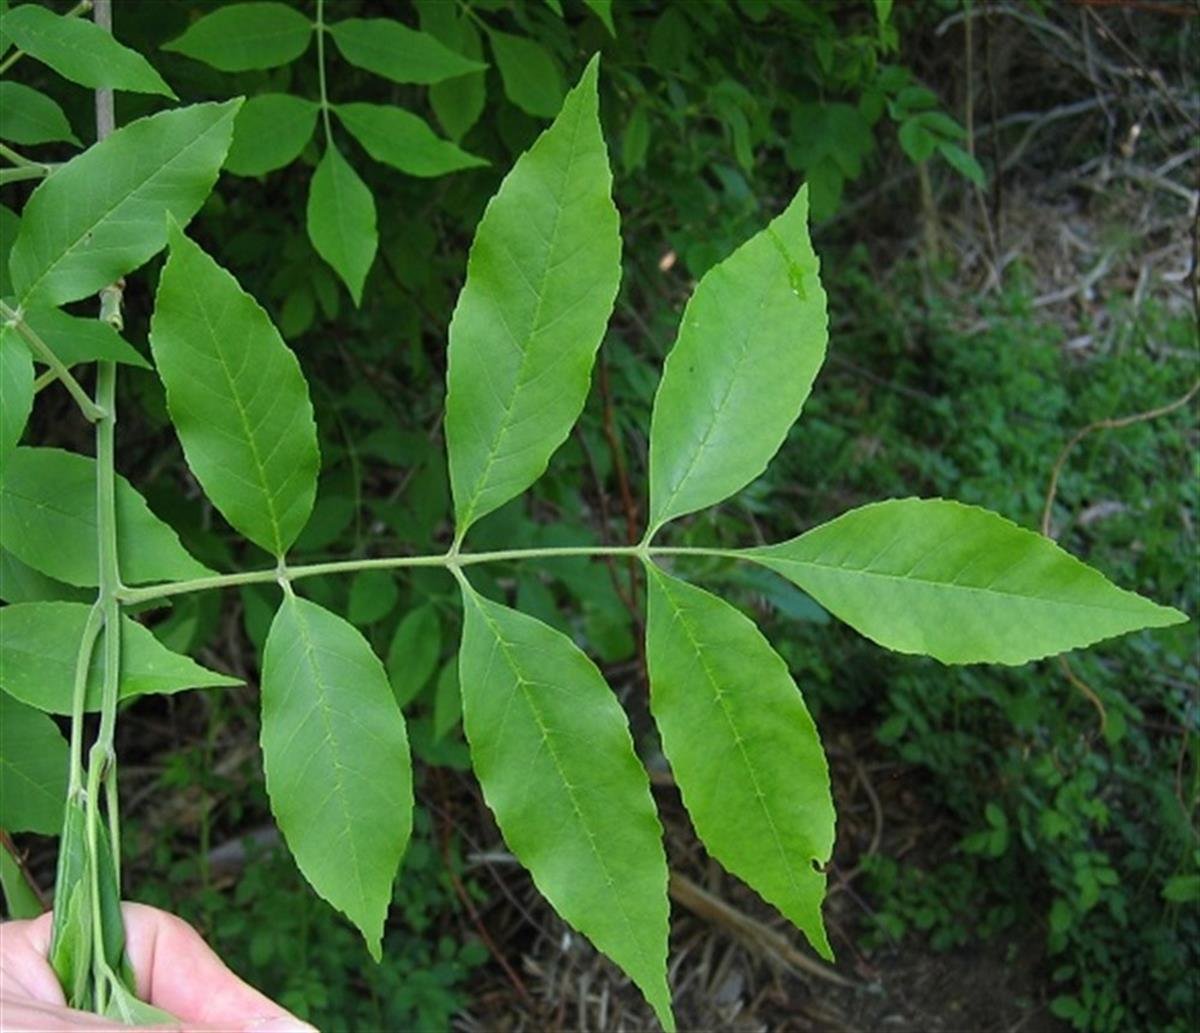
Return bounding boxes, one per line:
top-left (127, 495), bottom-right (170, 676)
top-left (0, 902), bottom-right (317, 1032)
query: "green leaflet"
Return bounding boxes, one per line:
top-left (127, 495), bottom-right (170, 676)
top-left (224, 94), bottom-right (319, 177)
top-left (0, 601), bottom-right (239, 714)
top-left (647, 185), bottom-right (827, 535)
top-left (50, 799), bottom-right (93, 1008)
top-left (583, 0), bottom-right (617, 36)
top-left (0, 690), bottom-right (68, 834)
top-left (745, 498), bottom-right (1187, 665)
top-left (645, 565), bottom-right (835, 960)
top-left (335, 103), bottom-right (487, 178)
top-left (0, 447), bottom-right (212, 587)
top-left (0, 331), bottom-right (32, 471)
top-left (261, 595), bottom-right (412, 961)
top-left (386, 603), bottom-right (441, 706)
top-left (0, 548), bottom-right (90, 604)
top-left (8, 101), bottom-right (239, 310)
top-left (457, 582), bottom-right (674, 1030)
top-left (150, 224), bottom-right (320, 558)
top-left (328, 18), bottom-right (486, 85)
top-left (0, 204), bottom-right (17, 298)
top-left (346, 569), bottom-right (399, 625)
top-left (306, 143), bottom-right (378, 306)
top-left (417, 3), bottom-right (486, 143)
top-left (20, 309), bottom-right (150, 369)
top-left (445, 57), bottom-right (620, 536)
top-left (488, 30), bottom-right (565, 119)
top-left (0, 840), bottom-right (43, 918)
top-left (3, 4), bottom-right (174, 97)
top-left (0, 81), bottom-right (78, 145)
top-left (103, 982), bottom-right (177, 1026)
top-left (163, 2), bottom-right (313, 72)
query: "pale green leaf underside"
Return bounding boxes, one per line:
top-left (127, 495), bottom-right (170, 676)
top-left (446, 56), bottom-right (620, 535)
top-left (261, 595), bottom-right (412, 961)
top-left (0, 331), bottom-right (33, 471)
top-left (0, 601), bottom-right (238, 715)
top-left (3, 4), bottom-right (174, 97)
top-left (306, 143), bottom-right (378, 306)
top-left (0, 447), bottom-right (212, 587)
top-left (163, 2), bottom-right (313, 72)
top-left (746, 498), bottom-right (1187, 665)
top-left (645, 565), bottom-right (835, 960)
top-left (329, 18), bottom-right (486, 85)
top-left (9, 101), bottom-right (239, 309)
top-left (0, 690), bottom-right (68, 834)
top-left (335, 103), bottom-right (487, 178)
top-left (224, 94), bottom-right (318, 177)
top-left (150, 224), bottom-right (319, 558)
top-left (0, 81), bottom-right (78, 145)
top-left (648, 185), bottom-right (827, 534)
top-left (458, 584), bottom-right (674, 1030)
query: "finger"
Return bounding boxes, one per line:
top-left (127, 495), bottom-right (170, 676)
top-left (120, 903), bottom-right (315, 1032)
top-left (0, 911), bottom-right (67, 1005)
top-left (0, 996), bottom-right (152, 1032)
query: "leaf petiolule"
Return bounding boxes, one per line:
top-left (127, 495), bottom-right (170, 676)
top-left (445, 55), bottom-right (621, 537)
top-left (0, 690), bottom-right (68, 834)
top-left (162, 2), bottom-right (313, 72)
top-left (745, 498), bottom-right (1187, 665)
top-left (646, 185), bottom-right (827, 535)
top-left (645, 564), bottom-right (835, 960)
top-left (150, 223), bottom-right (320, 558)
top-left (8, 101), bottom-right (239, 310)
top-left (0, 601), bottom-right (239, 715)
top-left (261, 595), bottom-right (412, 961)
top-left (3, 4), bottom-right (174, 97)
top-left (457, 581), bottom-right (674, 1030)
top-left (0, 447), bottom-right (212, 587)
top-left (306, 143), bottom-right (378, 306)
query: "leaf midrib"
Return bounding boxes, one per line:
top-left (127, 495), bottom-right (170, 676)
top-left (756, 554), bottom-right (1160, 616)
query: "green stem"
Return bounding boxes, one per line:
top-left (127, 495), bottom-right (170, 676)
top-left (315, 0), bottom-right (333, 143)
top-left (117, 545), bottom-right (742, 605)
top-left (66, 604), bottom-right (104, 798)
top-left (0, 166), bottom-right (53, 185)
top-left (0, 301), bottom-right (106, 421)
top-left (0, 141), bottom-right (40, 167)
top-left (0, 0), bottom-right (93, 75)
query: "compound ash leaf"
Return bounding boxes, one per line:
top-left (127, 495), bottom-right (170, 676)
top-left (150, 223), bottom-right (320, 558)
top-left (445, 56), bottom-right (620, 537)
top-left (647, 185), bottom-right (827, 535)
top-left (457, 581), bottom-right (674, 1030)
top-left (261, 595), bottom-right (413, 961)
top-left (0, 601), bottom-right (239, 715)
top-left (745, 498), bottom-right (1187, 665)
top-left (0, 447), bottom-right (212, 587)
top-left (9, 101), bottom-right (239, 310)
top-left (645, 564), bottom-right (835, 960)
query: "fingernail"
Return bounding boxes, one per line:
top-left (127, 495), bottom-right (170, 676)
top-left (244, 1019), bottom-right (318, 1033)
